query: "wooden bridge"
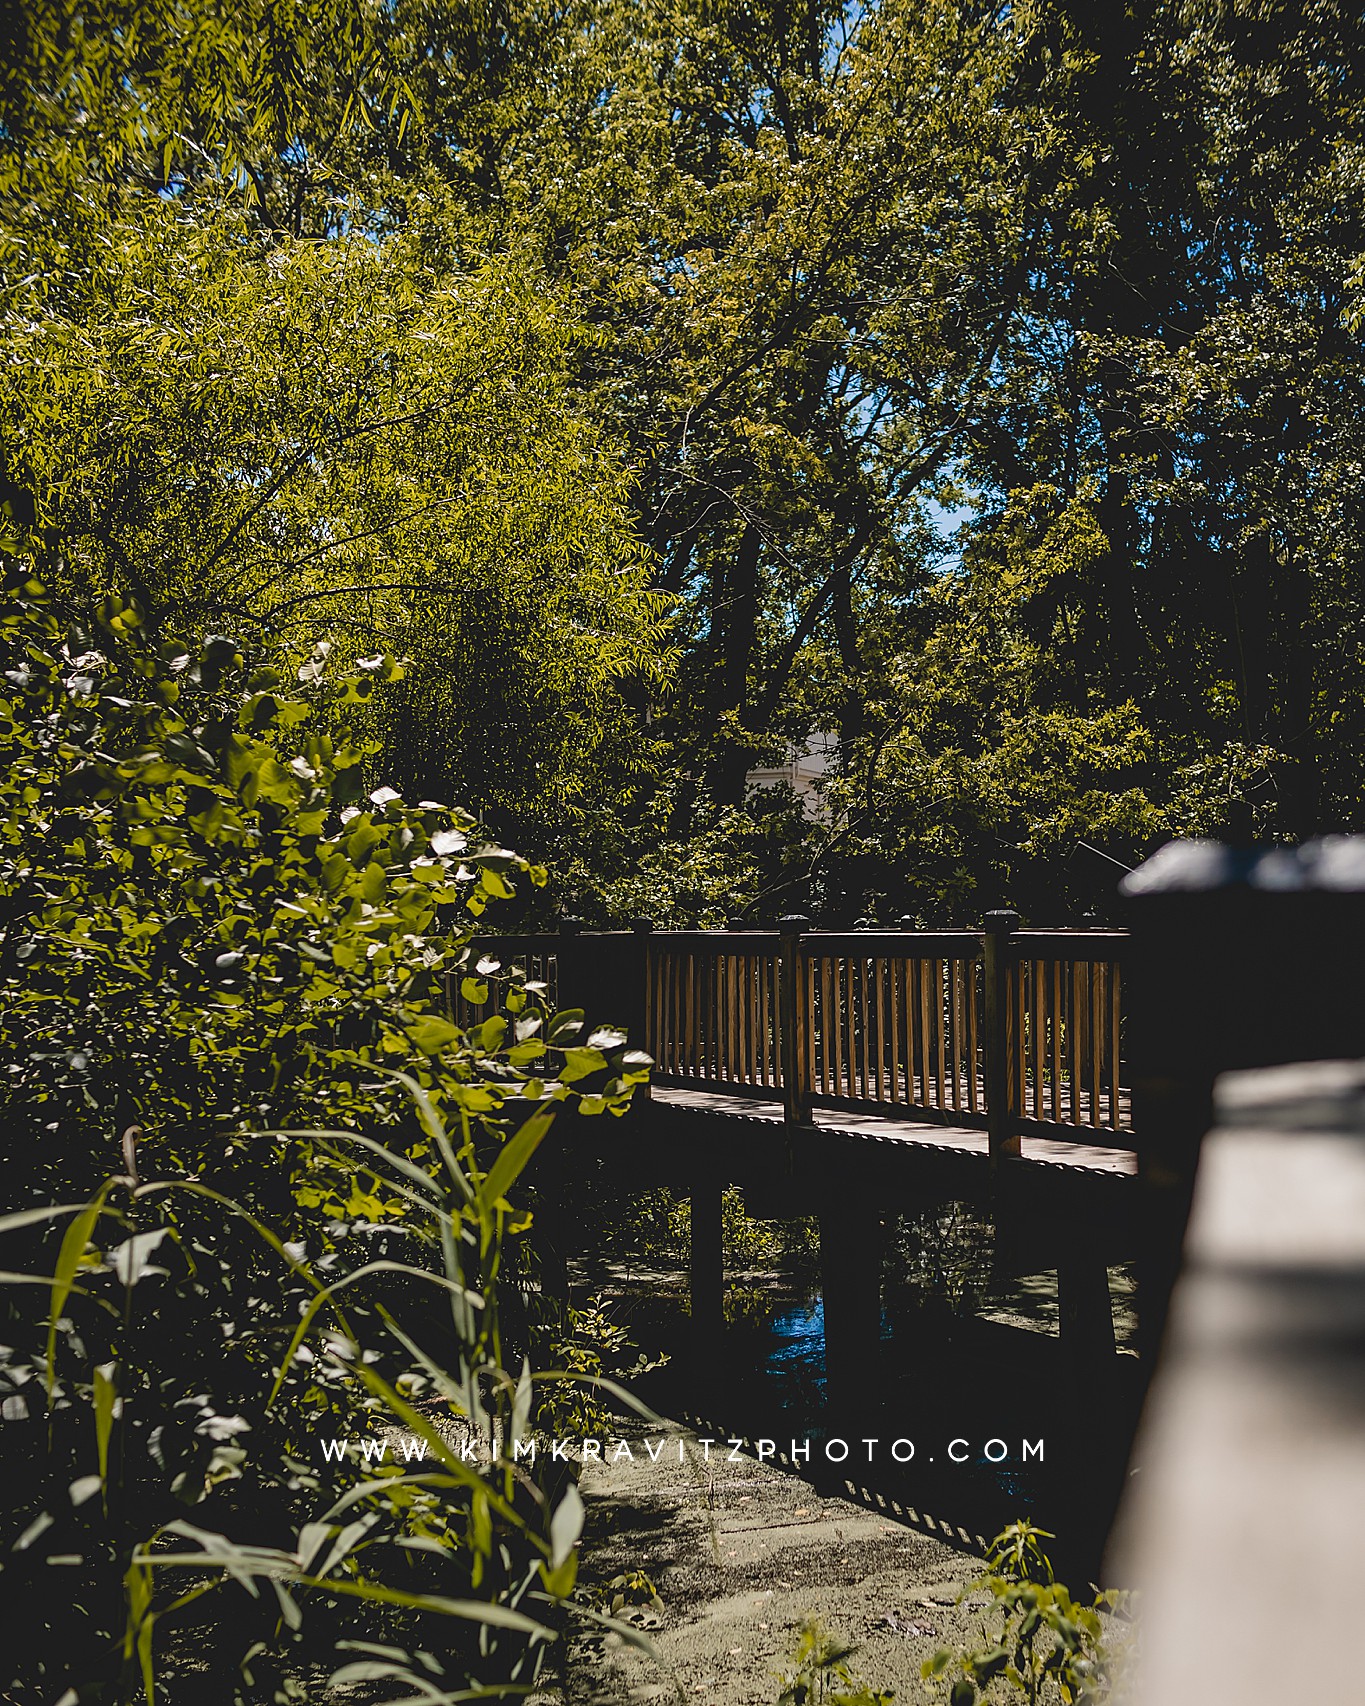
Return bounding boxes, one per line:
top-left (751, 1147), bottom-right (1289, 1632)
top-left (463, 841), bottom-right (1365, 1599)
top-left (459, 912), bottom-right (1139, 1394)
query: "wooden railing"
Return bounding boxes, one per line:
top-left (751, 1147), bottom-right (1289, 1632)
top-left (449, 934), bottom-right (561, 1029)
top-left (1007, 932), bottom-right (1128, 1135)
top-left (641, 923), bottom-right (1127, 1140)
top-left (458, 915), bottom-right (1132, 1160)
top-left (647, 933), bottom-right (782, 1091)
top-left (802, 932), bottom-right (984, 1118)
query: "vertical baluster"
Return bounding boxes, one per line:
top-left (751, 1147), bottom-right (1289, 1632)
top-left (1069, 959), bottom-right (1083, 1122)
top-left (748, 953), bottom-right (759, 1087)
top-left (715, 953), bottom-right (726, 1081)
top-left (847, 956), bottom-right (858, 1100)
top-left (748, 952), bottom-right (759, 1087)
top-left (725, 953), bottom-right (736, 1082)
top-left (913, 959), bottom-right (928, 1107)
top-left (1019, 958), bottom-right (1030, 1117)
top-left (713, 952), bottom-right (721, 1080)
top-left (750, 955), bottom-right (760, 1085)
top-left (667, 949), bottom-right (677, 1076)
top-left (702, 950), bottom-right (710, 1081)
top-left (1090, 959), bottom-right (1103, 1128)
top-left (813, 959), bottom-right (825, 1096)
top-left (714, 952), bottom-right (722, 1082)
top-left (946, 958), bottom-right (958, 1111)
top-left (773, 950), bottom-right (783, 1089)
top-left (832, 958), bottom-right (845, 1098)
top-left (675, 950), bottom-right (685, 1079)
top-left (693, 951), bottom-right (703, 1081)
top-left (676, 950), bottom-right (685, 1078)
top-left (965, 955), bottom-right (976, 1109)
top-left (887, 957), bottom-right (900, 1104)
top-left (726, 955), bottom-right (738, 1081)
top-left (1050, 960), bottom-right (1062, 1122)
top-left (872, 956), bottom-right (886, 1103)
top-left (702, 951), bottom-right (712, 1082)
top-left (767, 955), bottom-right (778, 1085)
top-left (870, 955), bottom-right (881, 1102)
top-left (749, 952), bottom-right (759, 1086)
top-left (903, 956), bottom-right (915, 1103)
top-left (848, 955), bottom-right (859, 1100)
top-left (856, 955), bottom-right (869, 1101)
top-left (774, 950), bottom-right (783, 1088)
top-left (815, 958), bottom-right (826, 1096)
top-left (1110, 961), bottom-right (1123, 1129)
top-left (929, 959), bottom-right (942, 1107)
top-left (773, 951), bottom-right (784, 1090)
top-left (719, 953), bottom-right (730, 1082)
top-left (733, 953), bottom-right (744, 1083)
top-left (737, 953), bottom-right (747, 1085)
top-left (661, 950), bottom-right (671, 1075)
top-left (685, 951), bottom-right (696, 1079)
top-left (1029, 959), bottom-right (1041, 1120)
top-left (666, 948), bottom-right (676, 1076)
top-left (845, 956), bottom-right (856, 1100)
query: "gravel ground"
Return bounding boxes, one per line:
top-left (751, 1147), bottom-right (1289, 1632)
top-left (535, 1420), bottom-right (1003, 1706)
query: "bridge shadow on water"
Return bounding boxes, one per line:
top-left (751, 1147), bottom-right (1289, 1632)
top-left (606, 1278), bottom-right (1143, 1586)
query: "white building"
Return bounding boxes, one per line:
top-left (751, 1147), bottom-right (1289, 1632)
top-left (745, 731), bottom-right (837, 820)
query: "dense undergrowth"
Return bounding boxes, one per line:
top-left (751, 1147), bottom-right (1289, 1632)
top-left (0, 574), bottom-right (649, 1701)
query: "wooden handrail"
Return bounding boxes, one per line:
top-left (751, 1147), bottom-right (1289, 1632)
top-left (455, 922), bottom-right (1132, 1151)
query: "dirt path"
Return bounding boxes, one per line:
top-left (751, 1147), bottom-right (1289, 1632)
top-left (538, 1422), bottom-right (997, 1706)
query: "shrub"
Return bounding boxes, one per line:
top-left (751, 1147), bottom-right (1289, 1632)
top-left (0, 572), bottom-right (649, 1700)
top-left (922, 1522), bottom-right (1128, 1706)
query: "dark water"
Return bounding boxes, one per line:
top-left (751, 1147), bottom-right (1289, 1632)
top-left (600, 1245), bottom-right (1141, 1581)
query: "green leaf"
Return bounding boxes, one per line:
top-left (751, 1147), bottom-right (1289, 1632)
top-left (559, 1047), bottom-right (608, 1082)
top-left (478, 1107), bottom-right (557, 1213)
top-left (94, 1361), bottom-right (117, 1508)
top-left (548, 1481), bottom-right (583, 1571)
top-left (408, 1015), bottom-right (462, 1055)
top-left (47, 1184), bottom-right (113, 1396)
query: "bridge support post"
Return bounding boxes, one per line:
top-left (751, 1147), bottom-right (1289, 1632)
top-left (689, 1172), bottom-right (725, 1374)
top-left (820, 1204), bottom-right (883, 1415)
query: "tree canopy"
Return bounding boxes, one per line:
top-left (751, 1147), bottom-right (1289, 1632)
top-left (7, 1), bottom-right (1365, 910)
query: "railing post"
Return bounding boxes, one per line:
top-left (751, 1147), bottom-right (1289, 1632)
top-left (984, 909), bottom-right (1021, 1168)
top-left (778, 915), bottom-right (812, 1125)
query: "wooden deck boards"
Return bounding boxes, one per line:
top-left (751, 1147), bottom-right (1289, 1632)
top-left (650, 1083), bottom-right (1137, 1179)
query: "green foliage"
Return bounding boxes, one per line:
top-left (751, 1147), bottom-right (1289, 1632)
top-left (13, 0), bottom-right (1365, 925)
top-left (588, 1184), bottom-right (817, 1276)
top-left (1, 1081), bottom-right (587, 1702)
top-left (1, 0), bottom-right (416, 212)
top-left (537, 1301), bottom-right (669, 1437)
top-left (923, 1523), bottom-right (1129, 1706)
top-left (2, 193), bottom-right (674, 844)
top-left (0, 570), bottom-right (600, 1198)
top-left (775, 1615), bottom-right (894, 1706)
top-left (601, 1566), bottom-right (664, 1617)
top-left (0, 573), bottom-right (651, 1697)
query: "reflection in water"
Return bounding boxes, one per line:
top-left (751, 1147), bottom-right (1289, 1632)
top-left (612, 1249), bottom-right (1139, 1579)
